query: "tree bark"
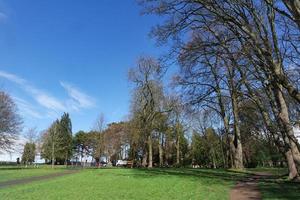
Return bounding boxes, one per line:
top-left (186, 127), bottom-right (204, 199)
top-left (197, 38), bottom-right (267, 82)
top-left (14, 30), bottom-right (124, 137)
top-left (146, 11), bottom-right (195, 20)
top-left (51, 140), bottom-right (55, 169)
top-left (176, 125), bottom-right (180, 166)
top-left (229, 76), bottom-right (244, 169)
top-left (148, 134), bottom-right (153, 168)
top-left (286, 150), bottom-right (300, 180)
top-left (158, 133), bottom-right (164, 167)
top-left (142, 149), bottom-right (148, 167)
top-left (273, 84), bottom-right (300, 166)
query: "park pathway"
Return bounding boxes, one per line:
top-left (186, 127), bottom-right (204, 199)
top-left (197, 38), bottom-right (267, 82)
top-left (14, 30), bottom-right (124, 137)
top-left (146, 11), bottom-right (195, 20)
top-left (230, 172), bottom-right (272, 200)
top-left (0, 170), bottom-right (79, 189)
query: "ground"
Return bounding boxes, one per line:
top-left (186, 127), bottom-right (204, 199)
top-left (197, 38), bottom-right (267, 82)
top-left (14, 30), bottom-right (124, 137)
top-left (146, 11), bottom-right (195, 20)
top-left (0, 166), bottom-right (66, 183)
top-left (0, 166), bottom-right (299, 200)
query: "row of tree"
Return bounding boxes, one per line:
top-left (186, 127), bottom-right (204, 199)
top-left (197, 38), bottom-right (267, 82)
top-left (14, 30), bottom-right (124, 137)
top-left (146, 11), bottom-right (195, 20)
top-left (2, 0), bottom-right (300, 181)
top-left (135, 0), bottom-right (300, 180)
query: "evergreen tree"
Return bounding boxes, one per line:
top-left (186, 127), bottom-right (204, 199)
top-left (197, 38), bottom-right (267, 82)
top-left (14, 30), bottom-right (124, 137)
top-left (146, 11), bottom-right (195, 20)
top-left (21, 142), bottom-right (36, 165)
top-left (57, 112), bottom-right (73, 164)
top-left (41, 113), bottom-right (72, 167)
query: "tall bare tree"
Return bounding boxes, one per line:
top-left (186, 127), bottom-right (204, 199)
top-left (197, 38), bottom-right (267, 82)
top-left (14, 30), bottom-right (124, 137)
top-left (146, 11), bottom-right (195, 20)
top-left (129, 56), bottom-right (164, 168)
top-left (0, 91), bottom-right (22, 152)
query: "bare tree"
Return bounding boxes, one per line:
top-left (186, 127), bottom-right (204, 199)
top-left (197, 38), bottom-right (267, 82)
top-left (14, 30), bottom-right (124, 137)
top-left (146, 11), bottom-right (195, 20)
top-left (139, 0), bottom-right (300, 178)
top-left (129, 56), bottom-right (164, 168)
top-left (0, 91), bottom-right (22, 152)
top-left (25, 127), bottom-right (38, 143)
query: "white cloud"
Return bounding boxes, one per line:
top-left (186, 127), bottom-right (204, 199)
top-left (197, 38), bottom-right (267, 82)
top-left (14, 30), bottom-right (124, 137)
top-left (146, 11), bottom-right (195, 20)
top-left (0, 70), bottom-right (65, 113)
top-left (60, 81), bottom-right (95, 109)
top-left (35, 94), bottom-right (65, 111)
top-left (0, 71), bottom-right (96, 118)
top-left (0, 71), bottom-right (26, 84)
top-left (12, 96), bottom-right (43, 119)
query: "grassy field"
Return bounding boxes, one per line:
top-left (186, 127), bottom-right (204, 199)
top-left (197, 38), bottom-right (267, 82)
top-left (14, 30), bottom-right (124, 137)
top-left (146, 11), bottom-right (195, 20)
top-left (259, 180), bottom-right (300, 200)
top-left (246, 167), bottom-right (300, 200)
top-left (0, 167), bottom-right (299, 200)
top-left (0, 168), bottom-right (245, 200)
top-left (0, 166), bottom-right (67, 183)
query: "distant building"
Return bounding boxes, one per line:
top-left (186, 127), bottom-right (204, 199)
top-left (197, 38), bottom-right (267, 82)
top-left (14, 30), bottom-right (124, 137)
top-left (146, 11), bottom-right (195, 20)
top-left (71, 146), bottom-right (94, 166)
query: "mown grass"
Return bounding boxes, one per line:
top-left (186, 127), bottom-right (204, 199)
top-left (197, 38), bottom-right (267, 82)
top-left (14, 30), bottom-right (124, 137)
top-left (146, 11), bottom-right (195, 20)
top-left (1, 167), bottom-right (298, 200)
top-left (0, 168), bottom-right (245, 200)
top-left (253, 168), bottom-right (300, 200)
top-left (259, 180), bottom-right (300, 200)
top-left (246, 167), bottom-right (288, 176)
top-left (0, 165), bottom-right (67, 183)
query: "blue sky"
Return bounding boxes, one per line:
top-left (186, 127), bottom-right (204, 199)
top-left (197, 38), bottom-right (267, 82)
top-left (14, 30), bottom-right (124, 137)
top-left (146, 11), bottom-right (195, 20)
top-left (0, 0), bottom-right (165, 133)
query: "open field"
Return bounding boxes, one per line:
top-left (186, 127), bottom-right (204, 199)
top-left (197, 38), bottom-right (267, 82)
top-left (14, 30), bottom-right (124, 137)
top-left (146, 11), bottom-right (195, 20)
top-left (0, 167), bottom-right (299, 200)
top-left (0, 168), bottom-right (244, 200)
top-left (241, 168), bottom-right (300, 200)
top-left (0, 166), bottom-right (67, 183)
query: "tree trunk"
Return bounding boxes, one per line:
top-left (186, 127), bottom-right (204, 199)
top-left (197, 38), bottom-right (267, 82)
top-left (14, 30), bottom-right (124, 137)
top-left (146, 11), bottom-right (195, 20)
top-left (158, 133), bottom-right (164, 167)
top-left (65, 152), bottom-right (68, 167)
top-left (211, 149), bottom-right (216, 169)
top-left (240, 66), bottom-right (300, 179)
top-left (211, 63), bottom-right (232, 168)
top-left (148, 134), bottom-right (153, 168)
top-left (231, 87), bottom-right (244, 169)
top-left (176, 131), bottom-right (180, 166)
top-left (51, 141), bottom-right (55, 169)
top-left (273, 83), bottom-right (300, 166)
top-left (286, 150), bottom-right (300, 180)
top-left (142, 149), bottom-right (148, 167)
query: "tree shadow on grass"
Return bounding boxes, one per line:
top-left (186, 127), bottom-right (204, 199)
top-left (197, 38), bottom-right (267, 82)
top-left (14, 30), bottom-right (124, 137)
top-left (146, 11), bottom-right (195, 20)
top-left (118, 168), bottom-right (252, 182)
top-left (258, 179), bottom-right (300, 199)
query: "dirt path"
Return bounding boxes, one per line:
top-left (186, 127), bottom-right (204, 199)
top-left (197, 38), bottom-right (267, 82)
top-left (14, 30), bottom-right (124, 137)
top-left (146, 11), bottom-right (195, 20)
top-left (0, 170), bottom-right (79, 189)
top-left (230, 172), bottom-right (272, 200)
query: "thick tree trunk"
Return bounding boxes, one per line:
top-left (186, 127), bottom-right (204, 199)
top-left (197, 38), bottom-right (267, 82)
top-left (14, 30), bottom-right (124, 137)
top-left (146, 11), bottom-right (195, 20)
top-left (148, 134), bottom-right (153, 168)
top-left (231, 88), bottom-right (244, 169)
top-left (286, 150), bottom-right (300, 180)
top-left (237, 65), bottom-right (299, 178)
top-left (273, 84), bottom-right (300, 166)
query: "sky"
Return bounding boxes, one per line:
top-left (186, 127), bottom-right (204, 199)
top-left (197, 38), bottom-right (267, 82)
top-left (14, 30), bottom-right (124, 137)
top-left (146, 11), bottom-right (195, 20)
top-left (0, 0), bottom-right (165, 134)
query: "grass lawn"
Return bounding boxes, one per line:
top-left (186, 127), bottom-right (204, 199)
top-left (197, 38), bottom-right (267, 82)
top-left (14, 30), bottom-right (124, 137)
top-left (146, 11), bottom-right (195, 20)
top-left (0, 166), bottom-right (67, 183)
top-left (259, 180), bottom-right (300, 200)
top-left (0, 168), bottom-right (245, 200)
top-left (247, 167), bottom-right (300, 200)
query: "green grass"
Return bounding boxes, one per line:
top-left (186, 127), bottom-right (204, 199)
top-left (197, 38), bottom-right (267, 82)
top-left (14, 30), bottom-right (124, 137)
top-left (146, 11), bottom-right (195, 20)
top-left (245, 167), bottom-right (300, 200)
top-left (0, 168), bottom-right (245, 200)
top-left (1, 167), bottom-right (298, 200)
top-left (254, 168), bottom-right (300, 200)
top-left (246, 167), bottom-right (288, 176)
top-left (0, 166), bottom-right (67, 183)
top-left (259, 179), bottom-right (300, 200)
